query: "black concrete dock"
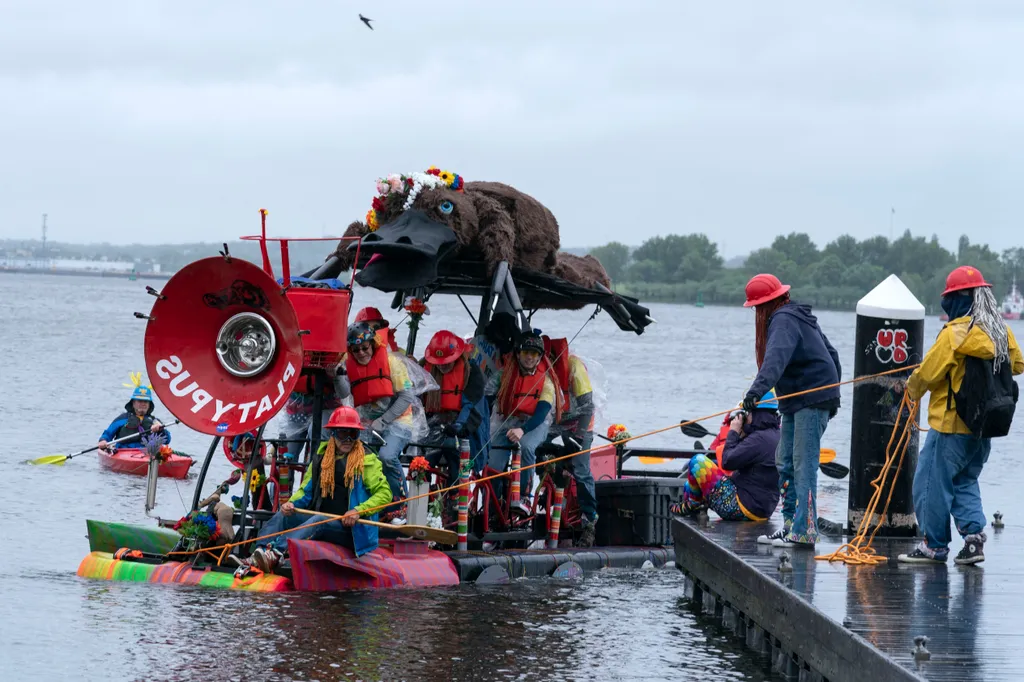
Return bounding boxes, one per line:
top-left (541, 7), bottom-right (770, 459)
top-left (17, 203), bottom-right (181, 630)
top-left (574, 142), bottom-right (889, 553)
top-left (446, 546), bottom-right (672, 583)
top-left (672, 516), bottom-right (1013, 682)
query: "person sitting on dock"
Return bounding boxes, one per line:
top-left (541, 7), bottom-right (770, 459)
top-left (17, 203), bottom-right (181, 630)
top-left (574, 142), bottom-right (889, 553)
top-left (898, 265), bottom-right (1024, 566)
top-left (238, 406), bottom-right (393, 573)
top-left (741, 274), bottom-right (841, 549)
top-left (670, 390), bottom-right (782, 522)
top-left (337, 322), bottom-right (422, 522)
top-left (355, 306), bottom-right (402, 354)
top-left (542, 335), bottom-right (599, 546)
top-left (421, 329), bottom-right (488, 480)
top-left (97, 384), bottom-right (171, 451)
top-left (485, 330), bottom-right (564, 510)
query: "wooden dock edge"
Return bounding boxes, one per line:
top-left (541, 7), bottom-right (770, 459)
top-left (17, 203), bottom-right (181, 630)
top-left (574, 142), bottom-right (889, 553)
top-left (671, 518), bottom-right (926, 682)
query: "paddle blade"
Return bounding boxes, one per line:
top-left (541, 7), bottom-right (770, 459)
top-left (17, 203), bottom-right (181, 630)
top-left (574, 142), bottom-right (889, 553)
top-left (819, 461), bottom-right (849, 480)
top-left (396, 524), bottom-right (459, 545)
top-left (819, 448), bottom-right (837, 464)
top-left (680, 421), bottom-right (712, 439)
top-left (28, 454), bottom-right (69, 466)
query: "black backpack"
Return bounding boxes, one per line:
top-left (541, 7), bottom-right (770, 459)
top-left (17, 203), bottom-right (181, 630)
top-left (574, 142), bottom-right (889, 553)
top-left (947, 355), bottom-right (1019, 438)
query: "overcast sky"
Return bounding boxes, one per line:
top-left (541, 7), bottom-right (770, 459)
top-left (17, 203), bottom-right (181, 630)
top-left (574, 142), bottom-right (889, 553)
top-left (2, 1), bottom-right (1023, 258)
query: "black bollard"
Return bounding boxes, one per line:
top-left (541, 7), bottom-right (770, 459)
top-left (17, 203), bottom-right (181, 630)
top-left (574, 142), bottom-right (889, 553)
top-left (847, 274), bottom-right (924, 537)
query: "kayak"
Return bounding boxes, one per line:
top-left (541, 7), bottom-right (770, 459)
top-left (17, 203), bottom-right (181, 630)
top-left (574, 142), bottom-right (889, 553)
top-left (97, 447), bottom-right (194, 479)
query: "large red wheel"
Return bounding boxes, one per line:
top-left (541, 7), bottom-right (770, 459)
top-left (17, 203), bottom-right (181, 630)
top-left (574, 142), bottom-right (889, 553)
top-left (144, 256), bottom-right (304, 437)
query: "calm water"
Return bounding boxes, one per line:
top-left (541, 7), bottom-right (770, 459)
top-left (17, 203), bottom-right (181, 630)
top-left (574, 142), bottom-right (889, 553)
top-left (2, 271), bottom-right (1022, 681)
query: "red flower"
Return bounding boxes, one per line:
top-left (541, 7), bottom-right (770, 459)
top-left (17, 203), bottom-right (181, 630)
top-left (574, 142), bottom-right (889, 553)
top-left (410, 455), bottom-right (430, 473)
top-left (406, 177), bottom-right (414, 185)
top-left (426, 168), bottom-right (440, 176)
top-left (372, 196), bottom-right (386, 212)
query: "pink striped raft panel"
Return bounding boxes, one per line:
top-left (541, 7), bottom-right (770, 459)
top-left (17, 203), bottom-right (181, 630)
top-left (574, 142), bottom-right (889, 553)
top-left (288, 538), bottom-right (460, 591)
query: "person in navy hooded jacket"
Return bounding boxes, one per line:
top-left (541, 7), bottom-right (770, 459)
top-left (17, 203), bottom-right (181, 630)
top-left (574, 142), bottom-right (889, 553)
top-left (742, 274), bottom-right (841, 549)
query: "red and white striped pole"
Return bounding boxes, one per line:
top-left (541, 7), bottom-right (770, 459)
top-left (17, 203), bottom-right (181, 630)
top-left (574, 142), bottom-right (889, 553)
top-left (509, 446), bottom-right (521, 506)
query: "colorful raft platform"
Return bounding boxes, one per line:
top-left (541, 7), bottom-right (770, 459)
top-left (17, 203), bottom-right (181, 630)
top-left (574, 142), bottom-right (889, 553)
top-left (78, 520), bottom-right (673, 593)
top-left (671, 516), bottom-right (1019, 682)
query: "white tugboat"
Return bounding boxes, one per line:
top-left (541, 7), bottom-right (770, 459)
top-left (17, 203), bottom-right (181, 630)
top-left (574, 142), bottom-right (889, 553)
top-left (1002, 275), bottom-right (1023, 320)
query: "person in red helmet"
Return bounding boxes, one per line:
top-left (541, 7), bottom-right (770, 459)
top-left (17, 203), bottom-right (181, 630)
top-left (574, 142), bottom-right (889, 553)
top-left (420, 330), bottom-right (488, 480)
top-left (355, 306), bottom-right (401, 353)
top-left (236, 406), bottom-right (392, 573)
top-left (898, 265), bottom-right (1024, 566)
top-left (742, 273), bottom-right (841, 549)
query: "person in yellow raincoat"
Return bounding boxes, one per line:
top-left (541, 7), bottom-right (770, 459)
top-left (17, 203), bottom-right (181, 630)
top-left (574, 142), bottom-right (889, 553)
top-left (898, 265), bottom-right (1024, 566)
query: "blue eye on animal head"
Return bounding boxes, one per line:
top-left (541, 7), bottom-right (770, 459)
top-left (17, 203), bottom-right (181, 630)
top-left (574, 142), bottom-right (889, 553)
top-left (439, 200), bottom-right (454, 215)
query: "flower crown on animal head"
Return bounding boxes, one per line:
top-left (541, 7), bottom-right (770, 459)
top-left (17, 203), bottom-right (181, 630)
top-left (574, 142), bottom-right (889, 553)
top-left (365, 166), bottom-right (465, 231)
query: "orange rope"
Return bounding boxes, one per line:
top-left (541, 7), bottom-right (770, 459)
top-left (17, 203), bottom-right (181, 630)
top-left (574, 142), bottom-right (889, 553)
top-left (815, 391), bottom-right (921, 565)
top-left (165, 363), bottom-right (920, 563)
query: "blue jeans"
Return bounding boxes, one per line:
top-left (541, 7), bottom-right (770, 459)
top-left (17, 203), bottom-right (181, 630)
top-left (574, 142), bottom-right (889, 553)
top-left (256, 511), bottom-right (354, 554)
top-left (373, 425), bottom-right (410, 500)
top-left (913, 430), bottom-right (990, 554)
top-left (545, 428), bottom-right (598, 523)
top-left (488, 421), bottom-right (550, 501)
top-left (777, 408), bottom-right (829, 544)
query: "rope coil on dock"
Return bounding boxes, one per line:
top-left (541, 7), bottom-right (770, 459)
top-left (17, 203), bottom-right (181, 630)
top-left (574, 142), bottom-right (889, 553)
top-left (815, 390), bottom-right (921, 566)
top-left (163, 363), bottom-right (920, 564)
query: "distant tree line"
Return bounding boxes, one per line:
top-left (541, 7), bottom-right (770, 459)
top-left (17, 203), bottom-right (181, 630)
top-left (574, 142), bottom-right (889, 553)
top-left (590, 232), bottom-right (1024, 312)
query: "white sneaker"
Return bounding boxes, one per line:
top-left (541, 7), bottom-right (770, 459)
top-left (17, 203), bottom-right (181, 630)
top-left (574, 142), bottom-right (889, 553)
top-left (771, 537), bottom-right (795, 548)
top-left (390, 516), bottom-right (407, 526)
top-left (757, 528), bottom-right (787, 545)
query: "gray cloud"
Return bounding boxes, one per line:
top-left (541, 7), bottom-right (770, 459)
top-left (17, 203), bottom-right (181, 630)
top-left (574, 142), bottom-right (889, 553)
top-left (2, 1), bottom-right (1023, 258)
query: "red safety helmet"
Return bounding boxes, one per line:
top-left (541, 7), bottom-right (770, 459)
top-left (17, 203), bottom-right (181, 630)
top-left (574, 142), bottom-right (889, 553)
top-left (424, 329), bottom-right (466, 365)
top-left (326, 406), bottom-right (363, 431)
top-left (942, 265), bottom-right (991, 296)
top-left (743, 273), bottom-right (791, 308)
top-left (355, 307), bottom-right (389, 326)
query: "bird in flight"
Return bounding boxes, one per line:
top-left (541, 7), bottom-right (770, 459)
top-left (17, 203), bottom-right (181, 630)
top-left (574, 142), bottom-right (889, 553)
top-left (359, 14), bottom-right (373, 30)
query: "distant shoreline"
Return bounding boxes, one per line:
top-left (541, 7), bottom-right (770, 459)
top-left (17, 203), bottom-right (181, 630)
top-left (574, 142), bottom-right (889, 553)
top-left (0, 267), bottom-right (172, 281)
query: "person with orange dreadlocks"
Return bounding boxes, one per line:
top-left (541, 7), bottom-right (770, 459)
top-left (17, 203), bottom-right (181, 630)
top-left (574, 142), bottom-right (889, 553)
top-left (238, 406), bottom-right (392, 573)
top-left (485, 330), bottom-right (564, 511)
top-left (741, 274), bottom-right (841, 549)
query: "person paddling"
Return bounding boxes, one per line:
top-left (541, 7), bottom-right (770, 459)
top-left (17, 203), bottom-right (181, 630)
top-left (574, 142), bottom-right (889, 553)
top-left (237, 407), bottom-right (392, 573)
top-left (98, 383), bottom-right (170, 451)
top-left (742, 274), bottom-right (841, 549)
top-left (898, 266), bottom-right (1024, 565)
top-left (671, 390), bottom-right (781, 521)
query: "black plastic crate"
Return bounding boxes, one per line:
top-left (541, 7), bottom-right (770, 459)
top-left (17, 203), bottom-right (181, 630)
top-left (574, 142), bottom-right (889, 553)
top-left (595, 477), bottom-right (686, 547)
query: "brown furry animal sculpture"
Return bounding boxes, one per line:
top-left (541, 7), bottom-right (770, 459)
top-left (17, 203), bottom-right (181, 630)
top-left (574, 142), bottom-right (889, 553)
top-left (330, 167), bottom-right (611, 292)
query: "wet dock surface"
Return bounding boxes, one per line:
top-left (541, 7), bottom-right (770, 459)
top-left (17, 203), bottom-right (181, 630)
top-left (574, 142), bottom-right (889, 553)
top-left (673, 517), bottom-right (1017, 681)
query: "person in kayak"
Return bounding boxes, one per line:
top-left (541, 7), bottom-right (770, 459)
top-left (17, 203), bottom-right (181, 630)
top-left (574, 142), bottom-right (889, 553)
top-left (670, 390), bottom-right (782, 521)
top-left (898, 265), bottom-right (1024, 565)
top-left (337, 322), bottom-right (425, 522)
top-left (541, 335), bottom-right (599, 546)
top-left (421, 329), bottom-right (488, 480)
top-left (485, 330), bottom-right (564, 510)
top-left (97, 384), bottom-right (171, 451)
top-left (355, 306), bottom-right (402, 353)
top-left (237, 406), bottom-right (392, 573)
top-left (742, 274), bottom-right (841, 549)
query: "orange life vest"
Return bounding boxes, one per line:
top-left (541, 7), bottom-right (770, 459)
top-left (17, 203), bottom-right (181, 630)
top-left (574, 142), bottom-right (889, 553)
top-left (431, 361), bottom-right (466, 414)
top-left (346, 346), bottom-right (394, 406)
top-left (499, 369), bottom-right (547, 417)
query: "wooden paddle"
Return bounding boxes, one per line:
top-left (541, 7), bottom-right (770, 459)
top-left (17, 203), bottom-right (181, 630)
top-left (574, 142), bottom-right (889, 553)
top-left (679, 417), bottom-right (850, 479)
top-left (28, 419), bottom-right (182, 466)
top-left (293, 508), bottom-right (458, 545)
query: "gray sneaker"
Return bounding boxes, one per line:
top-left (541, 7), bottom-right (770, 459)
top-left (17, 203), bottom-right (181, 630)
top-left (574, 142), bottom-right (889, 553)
top-left (577, 515), bottom-right (598, 548)
top-left (249, 546), bottom-right (283, 573)
top-left (898, 542), bottom-right (948, 564)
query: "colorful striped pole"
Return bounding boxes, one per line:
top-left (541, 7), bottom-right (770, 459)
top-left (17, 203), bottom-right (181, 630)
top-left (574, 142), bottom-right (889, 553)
top-left (547, 485), bottom-right (565, 549)
top-left (509, 446), bottom-right (521, 505)
top-left (457, 438), bottom-right (470, 551)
